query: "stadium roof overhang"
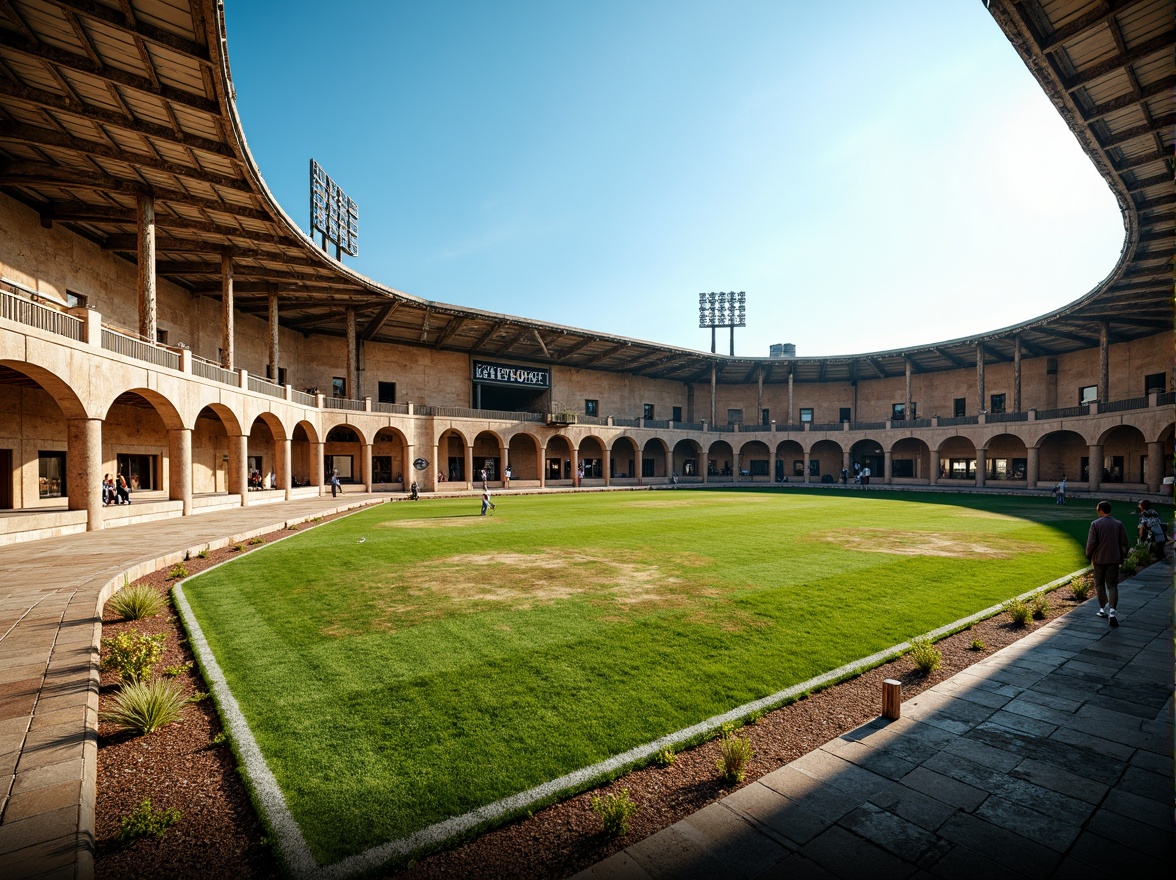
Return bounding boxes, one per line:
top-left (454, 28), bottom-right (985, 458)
top-left (0, 0), bottom-right (1171, 385)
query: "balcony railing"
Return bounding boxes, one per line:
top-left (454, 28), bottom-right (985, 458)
top-left (1, 287), bottom-right (85, 341)
top-left (809, 422), bottom-right (843, 432)
top-left (985, 411), bottom-right (1028, 423)
top-left (290, 389), bottom-right (318, 406)
top-left (101, 327), bottom-right (180, 370)
top-left (371, 401), bottom-right (410, 414)
top-left (849, 421), bottom-right (887, 431)
top-left (416, 405), bottom-right (544, 421)
top-left (190, 355), bottom-right (238, 386)
top-left (1035, 405), bottom-right (1090, 420)
top-left (612, 417), bottom-right (640, 427)
top-left (1099, 395), bottom-right (1149, 414)
top-left (672, 421), bottom-right (704, 431)
top-left (935, 415), bottom-right (979, 427)
top-left (323, 396), bottom-right (366, 412)
top-left (248, 375), bottom-right (285, 399)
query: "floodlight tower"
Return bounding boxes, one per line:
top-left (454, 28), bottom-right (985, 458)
top-left (698, 291), bottom-right (747, 356)
top-left (309, 159), bottom-right (359, 261)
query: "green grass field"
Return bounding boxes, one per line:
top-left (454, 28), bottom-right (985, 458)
top-left (180, 489), bottom-right (1110, 863)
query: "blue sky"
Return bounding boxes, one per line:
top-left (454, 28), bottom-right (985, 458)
top-left (224, 1), bottom-right (1123, 358)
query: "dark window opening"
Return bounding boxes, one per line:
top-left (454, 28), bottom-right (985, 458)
top-left (799, 408), bottom-right (813, 423)
top-left (378, 382), bottom-right (397, 404)
top-left (585, 399), bottom-right (598, 416)
top-left (839, 407), bottom-right (851, 423)
top-left (38, 451), bottom-right (66, 498)
top-left (953, 398), bottom-right (966, 417)
top-left (1144, 373), bottom-right (1165, 394)
top-left (643, 403), bottom-right (654, 420)
top-left (672, 406), bottom-right (683, 423)
top-left (990, 393), bottom-right (1006, 414)
top-left (892, 459), bottom-right (914, 478)
top-left (332, 377), bottom-right (346, 398)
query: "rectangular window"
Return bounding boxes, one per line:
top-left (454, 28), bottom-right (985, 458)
top-left (892, 460), bottom-right (915, 478)
top-left (1144, 373), bottom-right (1165, 394)
top-left (762, 408), bottom-right (769, 426)
top-left (643, 403), bottom-right (654, 420)
top-left (839, 407), bottom-right (851, 423)
top-left (809, 459), bottom-right (820, 477)
top-left (332, 377), bottom-right (346, 398)
top-left (990, 393), bottom-right (1006, 414)
top-left (65, 290), bottom-right (86, 308)
top-left (987, 458), bottom-right (1008, 480)
top-left (727, 408), bottom-right (743, 425)
top-left (949, 458), bottom-right (976, 479)
top-left (642, 458), bottom-right (655, 477)
top-left (38, 451), bottom-right (66, 498)
top-left (749, 460), bottom-right (769, 476)
top-left (799, 408), bottom-right (813, 423)
top-left (265, 365), bottom-right (288, 386)
top-left (372, 456), bottom-right (393, 483)
top-left (891, 403), bottom-right (906, 420)
top-left (672, 406), bottom-right (683, 422)
top-left (793, 460), bottom-right (805, 476)
top-left (378, 381), bottom-right (397, 404)
top-left (953, 398), bottom-right (966, 417)
top-left (1079, 385), bottom-right (1097, 404)
top-left (585, 399), bottom-right (598, 416)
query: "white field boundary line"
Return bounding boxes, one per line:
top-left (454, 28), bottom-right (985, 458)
top-left (173, 560), bottom-right (1091, 880)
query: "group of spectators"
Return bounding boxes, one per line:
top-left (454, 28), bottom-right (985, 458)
top-left (101, 473), bottom-right (130, 505)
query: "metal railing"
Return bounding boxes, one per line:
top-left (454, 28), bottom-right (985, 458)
top-left (290, 389), bottom-right (318, 406)
top-left (985, 411), bottom-right (1028, 423)
top-left (849, 421), bottom-right (887, 431)
top-left (809, 422), bottom-right (843, 432)
top-left (1157, 391), bottom-right (1176, 407)
top-left (644, 418), bottom-right (670, 429)
top-left (611, 417), bottom-right (639, 427)
top-left (1098, 395), bottom-right (1149, 414)
top-left (322, 396), bottom-right (366, 412)
top-left (1, 288), bottom-right (85, 341)
top-left (1034, 405), bottom-right (1089, 420)
top-left (190, 355), bottom-right (238, 386)
top-left (371, 401), bottom-right (410, 414)
top-left (248, 375), bottom-right (285, 399)
top-left (101, 327), bottom-right (180, 370)
top-left (672, 421), bottom-right (704, 431)
top-left (935, 415), bottom-right (980, 427)
top-left (416, 405), bottom-right (544, 421)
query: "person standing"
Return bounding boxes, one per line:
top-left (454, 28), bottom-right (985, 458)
top-left (1086, 500), bottom-right (1129, 627)
top-left (1137, 500), bottom-right (1166, 560)
top-left (861, 466), bottom-right (871, 487)
top-left (1056, 474), bottom-right (1067, 504)
top-left (480, 491), bottom-right (496, 516)
top-left (479, 467), bottom-right (488, 490)
top-left (330, 470), bottom-right (341, 498)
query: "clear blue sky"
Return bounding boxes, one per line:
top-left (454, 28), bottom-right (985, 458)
top-left (224, 1), bottom-right (1123, 358)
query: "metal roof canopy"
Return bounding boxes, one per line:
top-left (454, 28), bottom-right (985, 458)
top-left (0, 0), bottom-right (1171, 385)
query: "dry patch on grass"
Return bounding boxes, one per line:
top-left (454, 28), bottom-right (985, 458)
top-left (831, 529), bottom-right (1044, 558)
top-left (380, 516), bottom-right (487, 528)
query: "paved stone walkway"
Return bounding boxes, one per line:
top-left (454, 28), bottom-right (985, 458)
top-left (574, 560), bottom-right (1174, 880)
top-left (0, 493), bottom-right (388, 880)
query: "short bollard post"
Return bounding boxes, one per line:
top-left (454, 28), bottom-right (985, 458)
top-left (882, 679), bottom-right (901, 720)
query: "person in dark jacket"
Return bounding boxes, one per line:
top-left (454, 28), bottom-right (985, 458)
top-left (1085, 500), bottom-right (1130, 627)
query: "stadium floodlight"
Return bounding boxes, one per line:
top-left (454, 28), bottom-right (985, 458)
top-left (310, 159), bottom-right (359, 260)
top-left (698, 291), bottom-right (747, 355)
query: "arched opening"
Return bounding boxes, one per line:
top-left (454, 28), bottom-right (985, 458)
top-left (1036, 430), bottom-right (1086, 484)
top-left (193, 405), bottom-right (242, 495)
top-left (373, 427), bottom-right (408, 487)
top-left (890, 437), bottom-right (930, 483)
top-left (850, 438), bottom-right (885, 483)
top-left (579, 435), bottom-right (606, 481)
top-left (472, 431), bottom-right (504, 485)
top-left (672, 439), bottom-right (703, 480)
top-left (1159, 423), bottom-right (1175, 490)
top-left (326, 424), bottom-right (366, 484)
top-left (104, 390), bottom-right (182, 498)
top-left (0, 362), bottom-right (84, 510)
top-left (707, 440), bottom-right (734, 478)
top-left (507, 433), bottom-right (539, 482)
top-left (436, 429), bottom-right (467, 483)
top-left (1097, 424), bottom-right (1146, 486)
top-left (642, 437), bottom-right (668, 479)
top-left (936, 436), bottom-right (978, 481)
top-left (247, 414), bottom-right (285, 491)
top-left (546, 434), bottom-right (573, 483)
top-left (291, 420), bottom-right (319, 488)
top-left (775, 439), bottom-right (803, 481)
top-left (610, 436), bottom-right (639, 480)
top-left (810, 439), bottom-right (844, 483)
top-left (984, 433), bottom-right (1028, 482)
top-left (738, 440), bottom-right (771, 481)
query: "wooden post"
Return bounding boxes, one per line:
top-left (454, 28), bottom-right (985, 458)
top-left (882, 679), bottom-right (901, 720)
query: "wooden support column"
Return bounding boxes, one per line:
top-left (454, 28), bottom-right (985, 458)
top-left (1098, 322), bottom-right (1109, 402)
top-left (1013, 336), bottom-right (1022, 413)
top-left (905, 358), bottom-right (912, 420)
top-left (976, 343), bottom-right (985, 413)
top-left (710, 364), bottom-right (717, 426)
top-left (268, 286), bottom-right (280, 382)
top-left (346, 307), bottom-right (358, 399)
top-left (756, 370), bottom-right (764, 424)
top-left (168, 428), bottom-right (192, 515)
top-left (137, 192), bottom-right (156, 342)
top-left (787, 367), bottom-right (794, 426)
top-left (220, 253), bottom-right (234, 369)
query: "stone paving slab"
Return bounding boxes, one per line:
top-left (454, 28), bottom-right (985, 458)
top-left (574, 559), bottom-right (1174, 880)
top-left (0, 493), bottom-right (389, 880)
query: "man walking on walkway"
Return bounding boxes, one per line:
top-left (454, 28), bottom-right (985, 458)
top-left (1086, 500), bottom-right (1129, 627)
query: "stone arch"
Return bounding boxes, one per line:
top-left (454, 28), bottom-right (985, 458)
top-left (291, 420), bottom-right (320, 488)
top-left (672, 438), bottom-right (703, 479)
top-left (642, 437), bottom-right (669, 479)
top-left (246, 414), bottom-right (283, 490)
top-left (937, 435), bottom-right (978, 481)
top-left (507, 432), bottom-right (540, 482)
top-left (0, 359), bottom-right (88, 421)
top-left (545, 434), bottom-right (574, 483)
top-left (436, 428), bottom-right (468, 483)
top-left (1096, 424), bottom-right (1146, 485)
top-left (889, 437), bottom-right (930, 482)
top-left (610, 436), bottom-right (639, 480)
top-left (707, 439), bottom-right (734, 478)
top-left (983, 433), bottom-right (1028, 482)
top-left (103, 390), bottom-right (184, 494)
top-left (192, 405), bottom-right (241, 495)
top-left (472, 430), bottom-right (505, 484)
top-left (1035, 430), bottom-right (1086, 484)
top-left (738, 439), bottom-right (771, 481)
top-left (373, 426), bottom-right (410, 486)
top-left (776, 439), bottom-right (803, 480)
top-left (325, 423), bottom-right (366, 484)
top-left (579, 435), bottom-right (606, 480)
top-left (809, 438), bottom-right (844, 482)
top-left (850, 438), bottom-right (885, 482)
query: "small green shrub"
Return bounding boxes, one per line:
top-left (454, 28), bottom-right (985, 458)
top-left (116, 797), bottom-right (181, 845)
top-left (909, 637), bottom-right (941, 674)
top-left (162, 661), bottom-right (192, 677)
top-left (248, 537), bottom-right (264, 546)
top-left (1121, 545), bottom-right (1150, 577)
top-left (1004, 598), bottom-right (1032, 627)
top-left (232, 544), bottom-right (244, 552)
top-left (287, 524), bottom-right (299, 530)
top-left (109, 584), bottom-right (164, 621)
top-left (1030, 593), bottom-right (1050, 619)
top-left (591, 788), bottom-right (638, 837)
top-left (716, 732), bottom-right (754, 784)
top-left (167, 563), bottom-right (188, 579)
top-left (653, 747), bottom-right (675, 767)
top-left (969, 638), bottom-right (986, 651)
top-left (101, 678), bottom-right (187, 734)
top-left (101, 630), bottom-right (166, 682)
top-left (209, 731), bottom-right (228, 746)
top-left (188, 690), bottom-right (209, 703)
top-left (1069, 575), bottom-right (1091, 601)
top-left (197, 547), bottom-right (209, 559)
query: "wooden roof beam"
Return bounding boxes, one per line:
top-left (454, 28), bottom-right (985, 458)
top-left (1060, 32), bottom-right (1175, 92)
top-left (1044, 327), bottom-right (1101, 346)
top-left (493, 327), bottom-right (528, 355)
top-left (43, 0), bottom-right (212, 61)
top-left (556, 336), bottom-right (596, 361)
top-left (1038, 0), bottom-right (1151, 52)
top-left (930, 347), bottom-right (968, 369)
top-left (865, 357), bottom-right (888, 378)
top-left (531, 328), bottom-right (551, 358)
top-left (433, 316), bottom-right (465, 349)
top-left (582, 342), bottom-right (628, 367)
top-left (360, 302), bottom-right (399, 341)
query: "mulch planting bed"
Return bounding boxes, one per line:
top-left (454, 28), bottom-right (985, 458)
top-left (93, 531), bottom-right (1120, 880)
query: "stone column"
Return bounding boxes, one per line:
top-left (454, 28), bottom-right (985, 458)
top-left (1145, 441), bottom-right (1163, 493)
top-left (311, 441), bottom-right (325, 495)
top-left (279, 437), bottom-right (292, 500)
top-left (665, 448), bottom-right (674, 481)
top-left (802, 452), bottom-right (811, 484)
top-left (268, 286), bottom-right (280, 382)
top-left (220, 252), bottom-right (234, 369)
top-left (1088, 444), bottom-right (1103, 491)
top-left (498, 438), bottom-right (508, 485)
top-left (229, 434), bottom-right (248, 505)
top-left (975, 448), bottom-right (986, 489)
top-left (434, 442), bottom-right (443, 489)
top-left (976, 343), bottom-right (985, 414)
top-left (404, 444), bottom-right (414, 490)
top-left (363, 443), bottom-right (373, 492)
top-left (1098, 322), bottom-right (1109, 402)
top-left (346, 307), bottom-right (359, 399)
top-left (1027, 446), bottom-right (1039, 487)
top-left (769, 448), bottom-right (777, 484)
top-left (168, 427), bottom-right (192, 515)
top-left (732, 451), bottom-right (740, 483)
top-left (702, 447), bottom-right (709, 484)
top-left (929, 449), bottom-right (940, 485)
top-left (884, 449), bottom-right (893, 484)
top-left (571, 447), bottom-right (580, 486)
top-left (463, 444), bottom-right (473, 489)
top-left (538, 445), bottom-right (547, 488)
top-left (602, 448), bottom-right (611, 487)
top-left (1013, 336), bottom-right (1022, 413)
top-left (67, 418), bottom-right (103, 531)
top-left (137, 192), bottom-right (156, 342)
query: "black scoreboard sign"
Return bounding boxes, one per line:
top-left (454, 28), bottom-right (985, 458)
top-left (473, 361), bottom-right (550, 388)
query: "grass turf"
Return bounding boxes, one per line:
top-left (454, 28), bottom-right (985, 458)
top-left (180, 488), bottom-right (1123, 863)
